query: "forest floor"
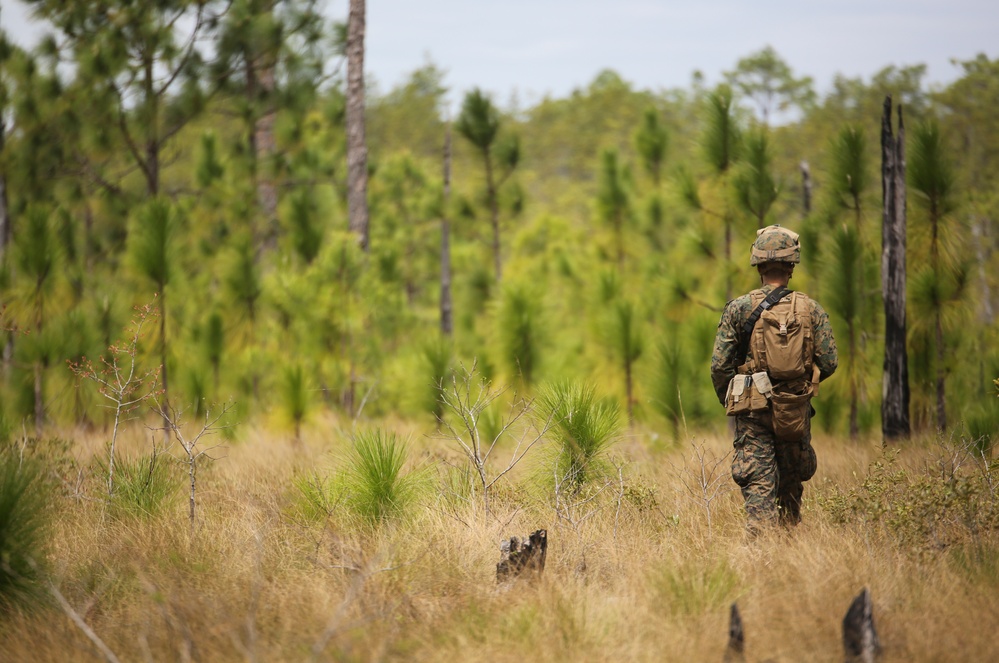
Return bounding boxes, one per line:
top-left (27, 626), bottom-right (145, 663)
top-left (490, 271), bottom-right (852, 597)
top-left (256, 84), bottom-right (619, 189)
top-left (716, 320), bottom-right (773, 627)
top-left (3, 414), bottom-right (998, 662)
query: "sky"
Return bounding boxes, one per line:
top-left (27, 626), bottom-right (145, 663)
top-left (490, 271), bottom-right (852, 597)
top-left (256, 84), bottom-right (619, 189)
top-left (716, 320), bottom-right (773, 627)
top-left (3, 0), bottom-right (998, 109)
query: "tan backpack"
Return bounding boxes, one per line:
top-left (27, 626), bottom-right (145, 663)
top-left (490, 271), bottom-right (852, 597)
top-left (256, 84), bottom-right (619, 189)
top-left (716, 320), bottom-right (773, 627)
top-left (743, 289), bottom-right (814, 381)
top-left (729, 288), bottom-right (817, 441)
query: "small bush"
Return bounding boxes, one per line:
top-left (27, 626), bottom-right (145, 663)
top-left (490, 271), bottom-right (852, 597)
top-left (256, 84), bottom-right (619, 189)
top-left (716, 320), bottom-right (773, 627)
top-left (105, 453), bottom-right (180, 520)
top-left (537, 380), bottom-right (620, 491)
top-left (0, 454), bottom-right (52, 615)
top-left (292, 472), bottom-right (345, 523)
top-left (342, 430), bottom-right (425, 526)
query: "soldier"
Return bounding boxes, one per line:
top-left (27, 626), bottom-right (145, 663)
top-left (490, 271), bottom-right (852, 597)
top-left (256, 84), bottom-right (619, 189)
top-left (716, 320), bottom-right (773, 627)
top-left (710, 225), bottom-right (837, 531)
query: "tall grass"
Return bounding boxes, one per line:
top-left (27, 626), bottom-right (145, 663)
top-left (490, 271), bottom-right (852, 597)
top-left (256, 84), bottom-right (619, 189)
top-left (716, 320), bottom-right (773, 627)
top-left (104, 453), bottom-right (179, 520)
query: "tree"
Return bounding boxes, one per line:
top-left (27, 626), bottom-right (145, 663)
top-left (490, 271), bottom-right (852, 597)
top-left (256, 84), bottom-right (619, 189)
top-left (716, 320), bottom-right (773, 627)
top-left (701, 84), bottom-right (742, 299)
top-left (880, 97), bottom-right (910, 442)
top-left (724, 46), bottom-right (815, 125)
top-left (15, 206), bottom-right (60, 434)
top-left (27, 0), bottom-right (220, 198)
top-left (345, 0), bottom-right (369, 251)
top-left (128, 199), bottom-right (176, 413)
top-left (212, 0), bottom-right (329, 250)
top-left (831, 126), bottom-right (869, 235)
top-left (909, 120), bottom-right (960, 431)
top-left (596, 149), bottom-right (630, 268)
top-left (634, 107), bottom-right (669, 186)
top-left (457, 88), bottom-right (519, 283)
top-left (732, 128), bottom-right (779, 228)
top-left (825, 225), bottom-right (866, 439)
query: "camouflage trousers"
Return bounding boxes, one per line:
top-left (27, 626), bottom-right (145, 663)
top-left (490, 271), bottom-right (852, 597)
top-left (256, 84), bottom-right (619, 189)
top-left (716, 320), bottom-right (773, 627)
top-left (731, 412), bottom-right (817, 529)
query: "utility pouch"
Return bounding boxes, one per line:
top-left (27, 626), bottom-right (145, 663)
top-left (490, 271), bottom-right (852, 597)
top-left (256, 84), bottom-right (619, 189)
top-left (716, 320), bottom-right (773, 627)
top-left (725, 373), bottom-right (771, 416)
top-left (770, 382), bottom-right (812, 441)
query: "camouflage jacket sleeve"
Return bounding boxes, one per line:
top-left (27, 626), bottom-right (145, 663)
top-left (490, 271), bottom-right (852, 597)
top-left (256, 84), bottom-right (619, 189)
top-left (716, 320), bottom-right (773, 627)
top-left (710, 296), bottom-right (752, 405)
top-left (811, 300), bottom-right (838, 381)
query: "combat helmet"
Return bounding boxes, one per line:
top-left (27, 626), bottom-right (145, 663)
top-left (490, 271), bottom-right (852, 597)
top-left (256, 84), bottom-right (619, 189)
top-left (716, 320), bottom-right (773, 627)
top-left (750, 224), bottom-right (800, 266)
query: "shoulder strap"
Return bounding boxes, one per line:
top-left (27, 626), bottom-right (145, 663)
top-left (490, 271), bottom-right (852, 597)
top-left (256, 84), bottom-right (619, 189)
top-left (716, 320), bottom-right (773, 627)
top-left (737, 286), bottom-right (790, 366)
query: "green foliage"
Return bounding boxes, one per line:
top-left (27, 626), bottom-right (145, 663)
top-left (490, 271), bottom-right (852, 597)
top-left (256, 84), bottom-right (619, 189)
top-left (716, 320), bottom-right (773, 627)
top-left (650, 557), bottom-right (739, 616)
top-left (537, 380), bottom-right (620, 490)
top-left (129, 199), bottom-right (176, 292)
top-left (456, 88), bottom-right (500, 154)
top-left (105, 453), bottom-right (180, 520)
top-left (281, 364), bottom-right (309, 440)
top-left (815, 447), bottom-right (999, 551)
top-left (0, 454), bottom-right (52, 614)
top-left (341, 430), bottom-right (424, 526)
top-left (495, 282), bottom-right (544, 386)
top-left (702, 84), bottom-right (741, 174)
top-left (732, 128), bottom-right (779, 228)
top-left (909, 121), bottom-right (956, 218)
top-left (292, 473), bottom-right (345, 523)
top-left (830, 125), bottom-right (868, 216)
top-left (634, 107), bottom-right (669, 184)
top-left (724, 45), bottom-right (815, 124)
top-left (421, 335), bottom-right (454, 419)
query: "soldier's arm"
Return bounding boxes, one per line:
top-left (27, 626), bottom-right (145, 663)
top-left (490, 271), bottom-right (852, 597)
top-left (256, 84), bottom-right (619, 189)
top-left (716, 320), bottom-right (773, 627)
top-left (710, 302), bottom-right (741, 404)
top-left (811, 302), bottom-right (838, 381)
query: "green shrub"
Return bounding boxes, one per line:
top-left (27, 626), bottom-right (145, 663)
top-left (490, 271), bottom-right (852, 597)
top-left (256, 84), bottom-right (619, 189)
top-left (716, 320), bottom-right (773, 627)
top-left (292, 473), bottom-right (345, 523)
top-left (105, 453), bottom-right (180, 520)
top-left (0, 454), bottom-right (52, 614)
top-left (537, 380), bottom-right (620, 491)
top-left (342, 430), bottom-right (424, 526)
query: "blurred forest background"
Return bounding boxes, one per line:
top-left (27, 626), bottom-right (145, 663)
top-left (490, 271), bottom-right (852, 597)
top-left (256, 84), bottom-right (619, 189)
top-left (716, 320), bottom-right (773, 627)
top-left (1, 0), bottom-right (998, 445)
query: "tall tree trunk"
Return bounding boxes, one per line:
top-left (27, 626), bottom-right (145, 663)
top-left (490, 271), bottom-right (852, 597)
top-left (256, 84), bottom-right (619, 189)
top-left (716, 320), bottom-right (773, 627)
top-left (346, 0), bottom-right (369, 251)
top-left (440, 122), bottom-right (454, 336)
top-left (880, 97), bottom-right (910, 443)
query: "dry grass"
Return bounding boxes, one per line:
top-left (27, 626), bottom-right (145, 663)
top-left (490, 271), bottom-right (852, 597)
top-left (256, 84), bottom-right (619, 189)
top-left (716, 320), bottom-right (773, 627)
top-left (3, 415), bottom-right (998, 662)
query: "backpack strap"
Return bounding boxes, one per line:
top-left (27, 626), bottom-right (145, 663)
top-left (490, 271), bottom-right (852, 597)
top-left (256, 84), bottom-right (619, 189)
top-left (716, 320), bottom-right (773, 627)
top-left (737, 286), bottom-right (789, 369)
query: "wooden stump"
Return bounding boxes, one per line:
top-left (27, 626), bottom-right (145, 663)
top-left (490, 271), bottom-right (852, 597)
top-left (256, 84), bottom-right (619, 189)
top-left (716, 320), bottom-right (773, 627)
top-left (843, 587), bottom-right (880, 663)
top-left (723, 602), bottom-right (745, 662)
top-left (496, 529), bottom-right (547, 583)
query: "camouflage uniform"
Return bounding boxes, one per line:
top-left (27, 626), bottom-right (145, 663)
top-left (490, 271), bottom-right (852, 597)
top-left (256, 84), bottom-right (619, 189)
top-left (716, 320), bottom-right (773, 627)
top-left (710, 284), bottom-right (838, 528)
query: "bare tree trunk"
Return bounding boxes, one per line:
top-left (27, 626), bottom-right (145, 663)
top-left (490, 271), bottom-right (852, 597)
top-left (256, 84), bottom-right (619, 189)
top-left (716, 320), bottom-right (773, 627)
top-left (800, 160), bottom-right (812, 217)
top-left (843, 588), bottom-right (881, 663)
top-left (724, 603), bottom-right (745, 663)
top-left (440, 121), bottom-right (454, 336)
top-left (346, 0), bottom-right (369, 251)
top-left (880, 97), bottom-right (910, 443)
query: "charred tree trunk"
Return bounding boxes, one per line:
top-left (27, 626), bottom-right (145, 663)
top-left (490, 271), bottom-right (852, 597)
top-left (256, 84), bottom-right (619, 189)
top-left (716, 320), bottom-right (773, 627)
top-left (346, 0), bottom-right (369, 251)
top-left (496, 529), bottom-right (547, 582)
top-left (440, 122), bottom-right (454, 336)
top-left (843, 588), bottom-right (880, 663)
top-left (723, 603), bottom-right (745, 663)
top-left (880, 97), bottom-right (910, 443)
